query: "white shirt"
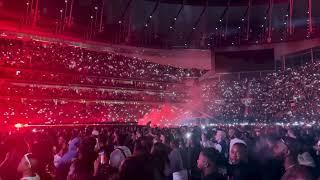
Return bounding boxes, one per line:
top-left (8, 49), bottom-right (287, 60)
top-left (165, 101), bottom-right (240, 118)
top-left (20, 174), bottom-right (40, 180)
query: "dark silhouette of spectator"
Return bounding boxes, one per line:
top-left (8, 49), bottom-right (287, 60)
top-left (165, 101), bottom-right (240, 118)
top-left (119, 137), bottom-right (155, 180)
top-left (197, 148), bottom-right (225, 180)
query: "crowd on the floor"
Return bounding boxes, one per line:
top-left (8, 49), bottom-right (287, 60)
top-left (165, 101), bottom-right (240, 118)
top-left (1, 125), bottom-right (320, 180)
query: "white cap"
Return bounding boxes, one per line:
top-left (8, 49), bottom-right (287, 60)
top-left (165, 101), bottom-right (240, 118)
top-left (298, 152), bottom-right (316, 167)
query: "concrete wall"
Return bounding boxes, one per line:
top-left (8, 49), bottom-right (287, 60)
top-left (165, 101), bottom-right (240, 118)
top-left (214, 38), bottom-right (320, 60)
top-left (108, 45), bottom-right (212, 70)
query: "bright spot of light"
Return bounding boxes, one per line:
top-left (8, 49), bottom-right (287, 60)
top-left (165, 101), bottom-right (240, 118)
top-left (185, 132), bottom-right (192, 139)
top-left (14, 123), bottom-right (24, 128)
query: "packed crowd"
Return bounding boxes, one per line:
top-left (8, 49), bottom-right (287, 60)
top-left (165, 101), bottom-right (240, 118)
top-left (0, 37), bottom-right (195, 125)
top-left (0, 83), bottom-right (186, 103)
top-left (0, 67), bottom-right (176, 91)
top-left (0, 99), bottom-right (160, 125)
top-left (201, 61), bottom-right (320, 124)
top-left (0, 31), bottom-right (320, 180)
top-left (1, 125), bottom-right (320, 180)
top-left (0, 36), bottom-right (319, 126)
top-left (0, 38), bottom-right (203, 83)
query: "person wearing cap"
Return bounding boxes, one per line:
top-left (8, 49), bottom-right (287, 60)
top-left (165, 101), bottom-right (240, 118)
top-left (17, 153), bottom-right (40, 180)
top-left (273, 137), bottom-right (315, 180)
top-left (91, 129), bottom-right (101, 152)
top-left (229, 130), bottom-right (246, 161)
top-left (227, 143), bottom-right (258, 180)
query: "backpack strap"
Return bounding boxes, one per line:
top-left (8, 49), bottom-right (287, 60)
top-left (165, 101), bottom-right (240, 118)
top-left (116, 147), bottom-right (127, 158)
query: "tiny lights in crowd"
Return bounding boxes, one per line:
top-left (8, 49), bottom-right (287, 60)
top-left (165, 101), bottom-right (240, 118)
top-left (185, 132), bottom-right (192, 139)
top-left (0, 10), bottom-right (319, 128)
top-left (0, 35), bottom-right (207, 127)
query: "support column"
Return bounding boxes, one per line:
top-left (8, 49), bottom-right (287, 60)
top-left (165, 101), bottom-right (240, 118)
top-left (68, 0), bottom-right (74, 27)
top-left (63, 0), bottom-right (68, 31)
top-left (246, 0), bottom-right (252, 40)
top-left (32, 0), bottom-right (39, 28)
top-left (308, 0), bottom-right (313, 33)
top-left (99, 0), bottom-right (105, 32)
top-left (289, 0), bottom-right (294, 35)
top-left (267, 0), bottom-right (273, 43)
top-left (224, 0), bottom-right (231, 40)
